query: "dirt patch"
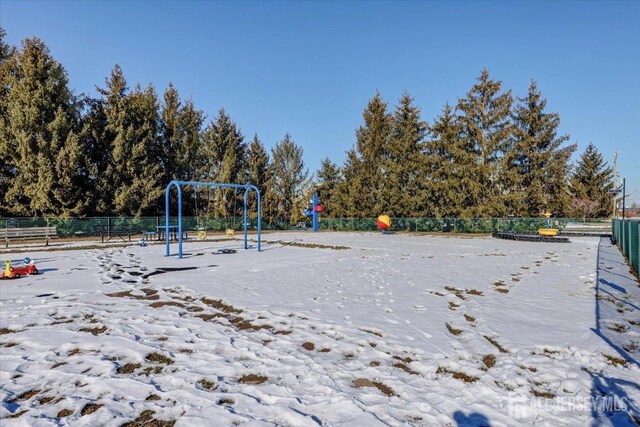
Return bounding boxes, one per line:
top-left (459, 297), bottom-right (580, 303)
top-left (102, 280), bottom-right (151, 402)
top-left (274, 330), bottom-right (292, 335)
top-left (106, 288), bottom-right (159, 301)
top-left (466, 289), bottom-right (483, 296)
top-left (68, 348), bottom-right (81, 356)
top-left (201, 298), bottom-right (242, 314)
top-left (9, 389), bottom-right (40, 403)
top-left (262, 239), bottom-right (350, 250)
top-left (8, 410), bottom-right (28, 418)
top-left (448, 302), bottom-right (460, 310)
top-left (239, 374), bottom-right (268, 385)
top-left (218, 398), bottom-right (235, 405)
top-left (197, 378), bottom-right (218, 391)
top-left (57, 409), bottom-right (73, 417)
top-left (394, 362), bottom-right (418, 375)
top-left (302, 342), bottom-right (315, 351)
top-left (0, 328), bottom-right (18, 335)
top-left (146, 394), bottom-right (161, 401)
top-left (79, 326), bottom-right (107, 335)
top-left (80, 403), bottom-right (103, 416)
top-left (146, 353), bottom-right (174, 365)
top-left (117, 363), bottom-right (141, 374)
top-left (121, 409), bottom-right (176, 427)
top-left (484, 335), bottom-right (508, 353)
top-left (370, 360), bottom-right (380, 367)
top-left (149, 301), bottom-right (186, 309)
top-left (446, 323), bottom-right (463, 336)
top-left (482, 354), bottom-right (496, 369)
top-left (608, 323), bottom-right (629, 333)
top-left (436, 367), bottom-right (479, 383)
top-left (1, 341), bottom-right (18, 347)
top-left (352, 378), bottom-right (395, 396)
top-left (393, 355), bottom-right (413, 363)
top-left (496, 288), bottom-right (510, 294)
top-left (51, 362), bottom-right (67, 369)
top-left (603, 354), bottom-right (628, 367)
top-left (464, 314), bottom-right (476, 322)
top-left (532, 389), bottom-right (556, 399)
top-left (519, 365), bottom-right (537, 372)
top-left (360, 328), bottom-right (383, 337)
top-left (445, 286), bottom-right (466, 300)
top-left (195, 313), bottom-right (227, 321)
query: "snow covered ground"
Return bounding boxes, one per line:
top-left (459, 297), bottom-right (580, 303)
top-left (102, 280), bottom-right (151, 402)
top-left (1, 232), bottom-right (638, 426)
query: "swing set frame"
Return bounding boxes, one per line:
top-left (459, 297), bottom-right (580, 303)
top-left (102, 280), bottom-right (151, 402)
top-left (165, 180), bottom-right (262, 258)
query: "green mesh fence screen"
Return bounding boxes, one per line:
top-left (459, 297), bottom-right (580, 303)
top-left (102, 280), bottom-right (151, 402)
top-left (0, 216), bottom-right (611, 237)
top-left (612, 219), bottom-right (640, 279)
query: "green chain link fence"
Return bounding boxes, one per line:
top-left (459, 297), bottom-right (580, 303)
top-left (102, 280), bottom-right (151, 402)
top-left (1, 216), bottom-right (610, 237)
top-left (612, 219), bottom-right (640, 279)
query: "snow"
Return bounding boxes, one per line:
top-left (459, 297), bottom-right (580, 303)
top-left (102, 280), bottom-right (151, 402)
top-left (1, 232), bottom-right (639, 426)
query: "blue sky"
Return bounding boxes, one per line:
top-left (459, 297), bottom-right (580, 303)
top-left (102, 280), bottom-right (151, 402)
top-left (2, 1), bottom-right (639, 204)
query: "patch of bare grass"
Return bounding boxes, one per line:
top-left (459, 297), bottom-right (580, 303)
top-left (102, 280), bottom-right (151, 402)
top-left (483, 335), bottom-right (508, 353)
top-left (446, 323), bottom-right (463, 336)
top-left (302, 342), bottom-right (315, 351)
top-left (145, 353), bottom-right (173, 365)
top-left (436, 367), bottom-right (479, 383)
top-left (352, 378), bottom-right (395, 396)
top-left (482, 354), bottom-right (496, 369)
top-left (80, 403), bottom-right (103, 416)
top-left (239, 374), bottom-right (268, 385)
top-left (197, 378), bottom-right (218, 391)
top-left (603, 354), bottom-right (628, 367)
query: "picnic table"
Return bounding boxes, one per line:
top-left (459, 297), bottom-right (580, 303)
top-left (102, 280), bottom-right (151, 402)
top-left (156, 225), bottom-right (188, 241)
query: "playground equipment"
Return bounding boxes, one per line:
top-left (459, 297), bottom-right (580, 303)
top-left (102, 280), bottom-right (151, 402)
top-left (1, 258), bottom-right (39, 279)
top-left (303, 194), bottom-right (323, 232)
top-left (377, 215), bottom-right (391, 232)
top-left (165, 181), bottom-right (262, 258)
top-left (538, 212), bottom-right (559, 236)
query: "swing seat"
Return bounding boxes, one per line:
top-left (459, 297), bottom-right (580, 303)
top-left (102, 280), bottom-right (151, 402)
top-left (226, 228), bottom-right (235, 237)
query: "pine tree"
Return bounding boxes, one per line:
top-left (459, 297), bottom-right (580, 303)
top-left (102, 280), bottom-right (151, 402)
top-left (511, 81), bottom-right (576, 216)
top-left (0, 37), bottom-right (86, 216)
top-left (424, 103), bottom-right (471, 217)
top-left (338, 92), bottom-right (392, 217)
top-left (457, 69), bottom-right (514, 217)
top-left (270, 133), bottom-right (310, 222)
top-left (161, 83), bottom-right (181, 185)
top-left (384, 92), bottom-right (428, 216)
top-left (106, 77), bottom-right (164, 216)
top-left (199, 109), bottom-right (245, 217)
top-left (245, 134), bottom-right (271, 216)
top-left (92, 65), bottom-right (128, 215)
top-left (570, 143), bottom-right (613, 218)
top-left (0, 28), bottom-right (15, 216)
top-left (315, 158), bottom-right (341, 216)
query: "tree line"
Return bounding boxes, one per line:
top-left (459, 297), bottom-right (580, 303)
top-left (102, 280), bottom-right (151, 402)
top-left (0, 30), bottom-right (614, 221)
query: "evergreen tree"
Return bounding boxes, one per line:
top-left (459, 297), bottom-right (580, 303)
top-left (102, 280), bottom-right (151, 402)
top-left (457, 69), bottom-right (514, 217)
top-left (199, 109), bottom-right (245, 217)
top-left (92, 65), bottom-right (128, 215)
top-left (511, 81), bottom-right (576, 216)
top-left (101, 70), bottom-right (164, 216)
top-left (270, 133), bottom-right (310, 222)
top-left (315, 158), bottom-right (341, 216)
top-left (245, 134), bottom-right (271, 215)
top-left (161, 83), bottom-right (181, 185)
top-left (0, 37), bottom-right (86, 216)
top-left (176, 99), bottom-right (204, 182)
top-left (0, 28), bottom-right (15, 216)
top-left (384, 91), bottom-right (428, 216)
top-left (570, 143), bottom-right (613, 218)
top-left (424, 103), bottom-right (471, 217)
top-left (337, 92), bottom-right (392, 217)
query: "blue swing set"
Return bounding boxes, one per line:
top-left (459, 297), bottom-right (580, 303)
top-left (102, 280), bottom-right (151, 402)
top-left (165, 180), bottom-right (262, 258)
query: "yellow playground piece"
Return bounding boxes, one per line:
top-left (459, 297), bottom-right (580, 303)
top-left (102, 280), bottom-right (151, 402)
top-left (226, 228), bottom-right (235, 237)
top-left (538, 228), bottom-right (559, 236)
top-left (197, 230), bottom-right (207, 240)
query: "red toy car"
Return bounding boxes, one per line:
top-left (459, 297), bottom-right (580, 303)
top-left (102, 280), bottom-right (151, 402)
top-left (1, 261), bottom-right (38, 279)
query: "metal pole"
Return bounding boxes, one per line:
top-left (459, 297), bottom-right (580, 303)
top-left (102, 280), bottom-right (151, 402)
top-left (178, 185), bottom-right (183, 258)
top-left (256, 187), bottom-right (262, 251)
top-left (165, 182), bottom-right (171, 257)
top-left (612, 151), bottom-right (619, 218)
top-left (312, 193), bottom-right (319, 232)
top-left (243, 187), bottom-right (249, 250)
top-left (622, 178), bottom-right (626, 219)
